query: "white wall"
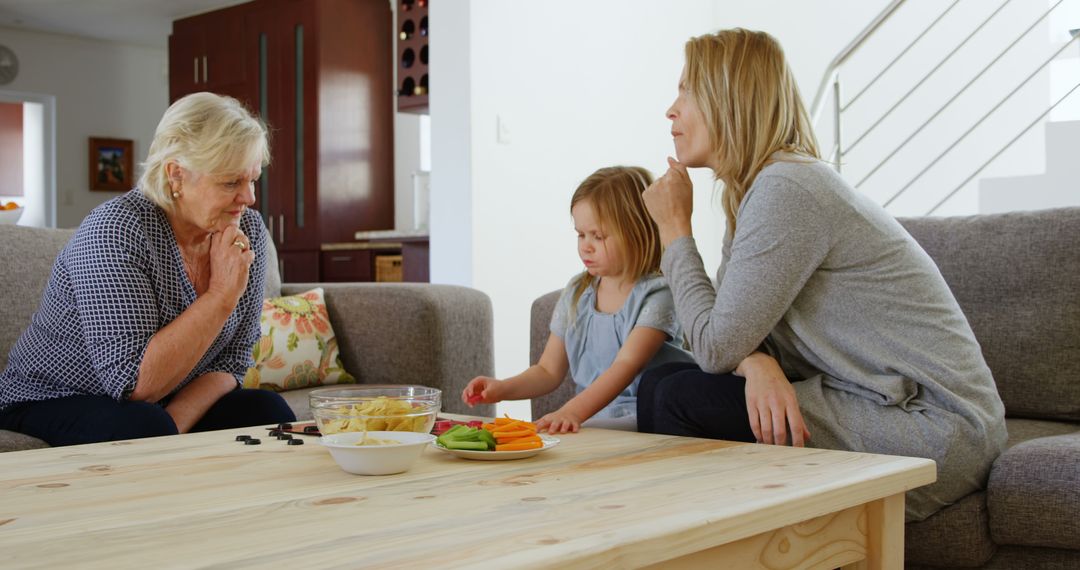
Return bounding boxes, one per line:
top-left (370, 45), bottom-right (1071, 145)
top-left (0, 27), bottom-right (168, 228)
top-left (430, 0), bottom-right (893, 419)
top-left (19, 102), bottom-right (45, 227)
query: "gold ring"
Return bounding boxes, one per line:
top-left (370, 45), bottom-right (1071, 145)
top-left (232, 239), bottom-right (247, 250)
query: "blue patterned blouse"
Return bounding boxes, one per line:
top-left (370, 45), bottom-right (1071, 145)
top-left (0, 190), bottom-right (267, 409)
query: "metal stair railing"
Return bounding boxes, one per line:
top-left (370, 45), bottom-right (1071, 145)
top-left (810, 0), bottom-right (1080, 214)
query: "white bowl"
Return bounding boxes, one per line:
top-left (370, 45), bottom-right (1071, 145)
top-left (320, 431), bottom-right (436, 475)
top-left (0, 207), bottom-right (23, 225)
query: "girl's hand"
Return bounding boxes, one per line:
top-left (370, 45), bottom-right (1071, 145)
top-left (642, 156), bottom-right (694, 246)
top-left (207, 225), bottom-right (254, 309)
top-left (535, 408), bottom-right (583, 434)
top-left (461, 376), bottom-right (503, 406)
top-left (737, 353), bottom-right (811, 447)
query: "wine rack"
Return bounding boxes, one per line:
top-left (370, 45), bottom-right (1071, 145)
top-left (397, 0), bottom-right (428, 113)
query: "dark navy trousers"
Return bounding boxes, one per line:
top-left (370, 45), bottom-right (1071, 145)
top-left (0, 388), bottom-right (295, 447)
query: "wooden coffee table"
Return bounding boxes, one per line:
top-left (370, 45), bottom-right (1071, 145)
top-left (0, 424), bottom-right (933, 568)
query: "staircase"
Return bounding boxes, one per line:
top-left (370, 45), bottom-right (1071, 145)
top-left (811, 0), bottom-right (1080, 216)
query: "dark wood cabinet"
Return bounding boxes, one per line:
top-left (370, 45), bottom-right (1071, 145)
top-left (320, 249), bottom-right (373, 282)
top-left (169, 5), bottom-right (249, 103)
top-left (278, 250), bottom-right (320, 283)
top-left (319, 237), bottom-right (428, 283)
top-left (169, 0), bottom-right (395, 283)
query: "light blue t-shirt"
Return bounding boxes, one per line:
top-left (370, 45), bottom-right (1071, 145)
top-left (550, 274), bottom-right (695, 423)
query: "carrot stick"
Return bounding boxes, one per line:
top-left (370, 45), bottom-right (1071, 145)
top-left (492, 429), bottom-right (534, 439)
top-left (496, 441), bottom-right (544, 452)
top-left (491, 418), bottom-right (537, 429)
top-left (489, 422), bottom-right (532, 434)
top-left (497, 434), bottom-right (542, 445)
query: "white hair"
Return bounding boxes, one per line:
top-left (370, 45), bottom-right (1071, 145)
top-left (138, 92), bottom-right (269, 211)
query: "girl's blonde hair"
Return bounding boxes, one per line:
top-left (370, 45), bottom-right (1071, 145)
top-left (684, 28), bottom-right (819, 235)
top-left (138, 92), bottom-right (270, 211)
top-left (569, 166), bottom-right (660, 315)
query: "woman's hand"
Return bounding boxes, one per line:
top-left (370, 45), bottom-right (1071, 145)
top-left (737, 352), bottom-right (811, 447)
top-left (535, 407), bottom-right (583, 434)
top-left (643, 156), bottom-right (694, 246)
top-left (462, 376), bottom-right (504, 407)
top-left (207, 225), bottom-right (255, 309)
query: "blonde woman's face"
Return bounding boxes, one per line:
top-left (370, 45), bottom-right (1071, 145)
top-left (174, 163), bottom-right (259, 234)
top-left (666, 66), bottom-right (714, 169)
top-left (572, 200), bottom-right (622, 279)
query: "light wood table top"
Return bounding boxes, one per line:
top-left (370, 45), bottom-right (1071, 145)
top-left (0, 425), bottom-right (934, 569)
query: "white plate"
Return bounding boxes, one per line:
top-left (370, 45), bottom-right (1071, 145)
top-left (432, 434), bottom-right (560, 461)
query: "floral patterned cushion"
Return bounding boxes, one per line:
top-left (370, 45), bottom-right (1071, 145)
top-left (243, 287), bottom-right (355, 391)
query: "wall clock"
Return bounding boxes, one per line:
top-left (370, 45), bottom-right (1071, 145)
top-left (0, 45), bottom-right (19, 86)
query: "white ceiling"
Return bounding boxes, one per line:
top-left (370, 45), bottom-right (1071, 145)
top-left (0, 0), bottom-right (250, 48)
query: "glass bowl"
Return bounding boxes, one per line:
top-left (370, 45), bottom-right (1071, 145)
top-left (309, 385), bottom-right (441, 435)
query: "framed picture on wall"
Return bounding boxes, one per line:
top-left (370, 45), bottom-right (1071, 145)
top-left (88, 137), bottom-right (134, 192)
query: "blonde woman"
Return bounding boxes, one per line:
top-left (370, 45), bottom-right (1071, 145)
top-left (462, 166), bottom-right (695, 433)
top-left (640, 29), bottom-right (1006, 521)
top-left (0, 92), bottom-right (294, 446)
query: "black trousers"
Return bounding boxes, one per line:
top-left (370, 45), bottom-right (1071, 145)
top-left (637, 361), bottom-right (757, 443)
top-left (0, 388), bottom-right (295, 447)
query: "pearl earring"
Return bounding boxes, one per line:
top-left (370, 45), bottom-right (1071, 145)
top-left (172, 187), bottom-right (181, 199)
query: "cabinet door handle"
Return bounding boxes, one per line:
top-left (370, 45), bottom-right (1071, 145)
top-left (194, 57), bottom-right (199, 83)
top-left (329, 256), bottom-right (352, 262)
top-left (267, 215), bottom-right (274, 244)
top-left (202, 56), bottom-right (208, 83)
top-left (278, 214), bottom-right (284, 243)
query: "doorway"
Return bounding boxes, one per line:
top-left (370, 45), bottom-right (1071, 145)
top-left (0, 90), bottom-right (56, 228)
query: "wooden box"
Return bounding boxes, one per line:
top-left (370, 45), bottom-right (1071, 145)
top-left (375, 254), bottom-right (404, 282)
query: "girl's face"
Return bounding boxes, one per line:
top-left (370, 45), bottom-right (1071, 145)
top-left (172, 163), bottom-right (260, 234)
top-left (666, 66), bottom-right (715, 169)
top-left (572, 199), bottom-right (622, 279)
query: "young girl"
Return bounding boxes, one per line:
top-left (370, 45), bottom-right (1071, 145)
top-left (462, 166), bottom-right (695, 433)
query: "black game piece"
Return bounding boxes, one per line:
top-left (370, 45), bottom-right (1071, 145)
top-left (278, 423), bottom-right (293, 430)
top-left (268, 429), bottom-right (282, 437)
top-left (287, 439), bottom-right (304, 445)
top-left (235, 435), bottom-right (251, 442)
top-left (276, 434), bottom-right (293, 441)
top-left (245, 438), bottom-right (262, 445)
top-left (303, 425), bottom-right (319, 433)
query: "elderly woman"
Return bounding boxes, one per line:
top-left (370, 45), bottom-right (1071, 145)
top-left (639, 29), bottom-right (1007, 521)
top-left (0, 92), bottom-right (295, 446)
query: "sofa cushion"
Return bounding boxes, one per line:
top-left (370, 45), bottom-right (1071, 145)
top-left (905, 491), bottom-right (996, 567)
top-left (242, 287), bottom-right (355, 392)
top-left (0, 225), bottom-right (75, 372)
top-left (530, 290), bottom-right (576, 420)
top-left (988, 431), bottom-right (1080, 549)
top-left (1004, 417), bottom-right (1080, 448)
top-left (898, 208), bottom-right (1080, 422)
top-left (978, 545), bottom-right (1080, 569)
top-left (0, 429), bottom-right (49, 452)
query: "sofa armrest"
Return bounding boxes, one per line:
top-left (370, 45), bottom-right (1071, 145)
top-left (282, 283), bottom-right (495, 416)
top-left (529, 289), bottom-right (575, 419)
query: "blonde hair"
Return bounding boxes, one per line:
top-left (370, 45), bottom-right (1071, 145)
top-left (569, 166), bottom-right (660, 317)
top-left (138, 92), bottom-right (270, 211)
top-left (684, 29), bottom-right (819, 235)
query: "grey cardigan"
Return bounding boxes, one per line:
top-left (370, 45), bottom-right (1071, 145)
top-left (661, 154), bottom-right (1007, 521)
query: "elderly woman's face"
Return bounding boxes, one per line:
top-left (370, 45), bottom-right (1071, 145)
top-left (176, 164), bottom-right (259, 233)
top-left (666, 66), bottom-right (713, 169)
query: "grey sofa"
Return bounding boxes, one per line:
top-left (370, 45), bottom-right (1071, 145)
top-left (530, 207), bottom-right (1080, 569)
top-left (0, 224), bottom-right (493, 452)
